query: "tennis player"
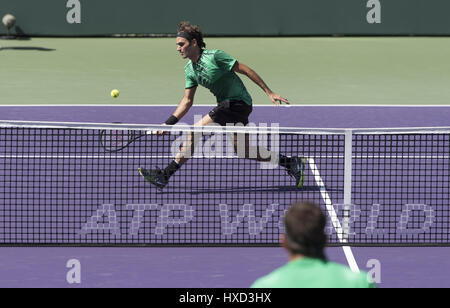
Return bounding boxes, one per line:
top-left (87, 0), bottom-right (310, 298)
top-left (139, 21), bottom-right (305, 189)
top-left (251, 201), bottom-right (376, 288)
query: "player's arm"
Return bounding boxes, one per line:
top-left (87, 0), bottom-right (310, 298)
top-left (163, 86), bottom-right (197, 125)
top-left (156, 87), bottom-right (197, 135)
top-left (232, 62), bottom-right (290, 106)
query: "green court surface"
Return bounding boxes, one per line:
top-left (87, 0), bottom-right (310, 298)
top-left (1, 37), bottom-right (450, 106)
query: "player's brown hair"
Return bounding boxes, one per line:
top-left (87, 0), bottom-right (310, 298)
top-left (178, 21), bottom-right (206, 49)
top-left (284, 201), bottom-right (328, 261)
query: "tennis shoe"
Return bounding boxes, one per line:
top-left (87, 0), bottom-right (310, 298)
top-left (138, 167), bottom-right (168, 190)
top-left (286, 157), bottom-right (306, 188)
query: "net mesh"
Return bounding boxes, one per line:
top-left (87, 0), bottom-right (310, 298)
top-left (0, 121), bottom-right (448, 246)
top-left (352, 133), bottom-right (450, 244)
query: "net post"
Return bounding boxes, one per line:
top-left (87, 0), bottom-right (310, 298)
top-left (343, 129), bottom-right (353, 240)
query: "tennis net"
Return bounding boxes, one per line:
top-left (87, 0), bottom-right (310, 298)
top-left (0, 120), bottom-right (448, 246)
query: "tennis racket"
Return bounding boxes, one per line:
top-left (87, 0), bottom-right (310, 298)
top-left (99, 129), bottom-right (160, 153)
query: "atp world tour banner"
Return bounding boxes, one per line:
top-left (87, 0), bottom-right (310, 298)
top-left (0, 1), bottom-right (450, 37)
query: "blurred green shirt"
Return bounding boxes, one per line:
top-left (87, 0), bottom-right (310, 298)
top-left (184, 49), bottom-right (252, 106)
top-left (251, 258), bottom-right (376, 288)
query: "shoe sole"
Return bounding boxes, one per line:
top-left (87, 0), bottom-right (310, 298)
top-left (138, 167), bottom-right (166, 190)
top-left (296, 157), bottom-right (306, 189)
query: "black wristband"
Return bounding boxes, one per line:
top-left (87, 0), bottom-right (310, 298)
top-left (165, 115), bottom-right (179, 125)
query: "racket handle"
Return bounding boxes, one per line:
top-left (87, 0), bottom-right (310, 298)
top-left (146, 130), bottom-right (165, 135)
top-left (147, 129), bottom-right (169, 135)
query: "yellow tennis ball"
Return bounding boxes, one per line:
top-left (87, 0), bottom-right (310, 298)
top-left (111, 89), bottom-right (119, 98)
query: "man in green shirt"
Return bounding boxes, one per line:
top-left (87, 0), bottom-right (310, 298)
top-left (139, 21), bottom-right (305, 189)
top-left (251, 201), bottom-right (376, 288)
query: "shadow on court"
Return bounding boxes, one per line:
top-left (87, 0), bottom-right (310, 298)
top-left (0, 46), bottom-right (55, 51)
top-left (156, 185), bottom-right (343, 195)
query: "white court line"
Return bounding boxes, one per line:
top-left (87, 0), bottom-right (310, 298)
top-left (0, 154), bottom-right (448, 160)
top-left (1, 104), bottom-right (450, 107)
top-left (350, 155), bottom-right (449, 159)
top-left (308, 157), bottom-right (360, 273)
top-left (0, 155), bottom-right (239, 159)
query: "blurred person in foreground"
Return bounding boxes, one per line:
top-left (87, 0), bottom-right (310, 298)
top-left (251, 201), bottom-right (376, 288)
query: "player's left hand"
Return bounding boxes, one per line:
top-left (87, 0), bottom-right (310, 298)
top-left (268, 92), bottom-right (290, 106)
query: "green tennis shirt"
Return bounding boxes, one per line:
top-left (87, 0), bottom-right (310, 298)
top-left (251, 258), bottom-right (376, 288)
top-left (184, 49), bottom-right (252, 106)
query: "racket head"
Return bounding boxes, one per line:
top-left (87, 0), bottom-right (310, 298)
top-left (99, 129), bottom-right (136, 152)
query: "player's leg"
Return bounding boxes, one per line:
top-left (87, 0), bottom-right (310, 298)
top-left (232, 133), bottom-right (306, 188)
top-left (174, 114), bottom-right (215, 165)
top-left (217, 101), bottom-right (305, 188)
top-left (139, 114), bottom-right (215, 189)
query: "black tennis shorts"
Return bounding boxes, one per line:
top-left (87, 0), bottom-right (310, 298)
top-left (208, 100), bottom-right (253, 126)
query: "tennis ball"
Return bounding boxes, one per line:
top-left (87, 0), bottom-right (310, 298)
top-left (111, 89), bottom-right (119, 98)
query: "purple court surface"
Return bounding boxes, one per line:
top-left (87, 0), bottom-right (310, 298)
top-left (0, 105), bottom-right (449, 288)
